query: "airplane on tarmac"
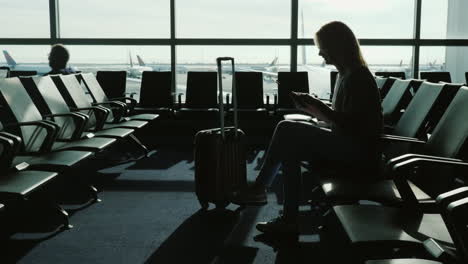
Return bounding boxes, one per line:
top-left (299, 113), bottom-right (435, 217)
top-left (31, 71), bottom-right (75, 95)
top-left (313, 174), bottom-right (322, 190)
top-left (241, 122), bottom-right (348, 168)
top-left (2, 50), bottom-right (80, 76)
top-left (127, 52), bottom-right (152, 78)
top-left (2, 50), bottom-right (51, 75)
top-left (136, 55), bottom-right (187, 73)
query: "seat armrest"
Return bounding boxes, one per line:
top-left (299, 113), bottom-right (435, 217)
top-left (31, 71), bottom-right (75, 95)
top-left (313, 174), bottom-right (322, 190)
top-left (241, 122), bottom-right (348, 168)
top-left (92, 101), bottom-right (127, 122)
top-left (0, 135), bottom-right (16, 170)
top-left (380, 134), bottom-right (426, 144)
top-left (44, 112), bottom-right (89, 140)
top-left (391, 157), bottom-right (468, 206)
top-left (225, 93), bottom-right (230, 109)
top-left (3, 121), bottom-right (58, 153)
top-left (71, 106), bottom-right (109, 130)
top-left (178, 93), bottom-right (184, 109)
top-left (387, 153), bottom-right (462, 169)
top-left (273, 94), bottom-right (278, 111)
top-left (0, 131), bottom-right (22, 147)
top-left (423, 238), bottom-right (458, 263)
top-left (109, 96), bottom-right (137, 111)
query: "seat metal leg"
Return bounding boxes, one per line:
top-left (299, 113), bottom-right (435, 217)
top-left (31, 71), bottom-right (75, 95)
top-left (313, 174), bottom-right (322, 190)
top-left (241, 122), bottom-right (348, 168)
top-left (89, 185), bottom-right (102, 203)
top-left (128, 134), bottom-right (150, 157)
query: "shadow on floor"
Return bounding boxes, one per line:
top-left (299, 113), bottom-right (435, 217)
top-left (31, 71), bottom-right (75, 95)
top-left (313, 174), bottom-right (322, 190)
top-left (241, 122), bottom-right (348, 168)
top-left (145, 208), bottom-right (250, 264)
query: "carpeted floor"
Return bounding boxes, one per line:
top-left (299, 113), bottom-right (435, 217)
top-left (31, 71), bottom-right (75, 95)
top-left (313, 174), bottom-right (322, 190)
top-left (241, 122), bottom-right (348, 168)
top-left (3, 147), bottom-right (353, 264)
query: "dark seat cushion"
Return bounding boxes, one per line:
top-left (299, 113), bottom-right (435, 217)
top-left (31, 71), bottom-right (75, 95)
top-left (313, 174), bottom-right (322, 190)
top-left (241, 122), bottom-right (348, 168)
top-left (53, 137), bottom-right (116, 152)
top-left (366, 259), bottom-right (442, 264)
top-left (89, 128), bottom-right (134, 139)
top-left (334, 205), bottom-right (453, 248)
top-left (103, 120), bottom-right (148, 130)
top-left (0, 170), bottom-right (58, 196)
top-left (13, 150), bottom-right (93, 171)
top-left (320, 178), bottom-right (431, 205)
top-left (127, 113), bottom-right (158, 121)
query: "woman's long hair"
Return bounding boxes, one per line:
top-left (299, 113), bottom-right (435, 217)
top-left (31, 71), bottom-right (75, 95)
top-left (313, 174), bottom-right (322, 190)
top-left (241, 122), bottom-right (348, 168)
top-left (315, 21), bottom-right (367, 67)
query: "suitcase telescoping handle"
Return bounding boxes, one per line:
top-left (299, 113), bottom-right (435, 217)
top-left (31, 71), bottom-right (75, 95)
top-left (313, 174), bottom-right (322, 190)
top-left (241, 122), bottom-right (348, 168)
top-left (216, 57), bottom-right (238, 139)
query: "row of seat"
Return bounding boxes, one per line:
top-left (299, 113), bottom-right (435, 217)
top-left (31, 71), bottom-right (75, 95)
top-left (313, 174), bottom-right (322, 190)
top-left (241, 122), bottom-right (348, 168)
top-left (98, 71), bottom-right (311, 121)
top-left (308, 75), bottom-right (468, 262)
top-left (0, 73), bottom-right (158, 233)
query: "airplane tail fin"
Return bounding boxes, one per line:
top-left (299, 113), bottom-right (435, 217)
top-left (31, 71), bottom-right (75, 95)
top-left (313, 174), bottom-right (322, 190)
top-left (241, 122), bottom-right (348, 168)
top-left (129, 51), bottom-right (133, 67)
top-left (136, 55), bottom-right (146, 66)
top-left (269, 57), bottom-right (278, 67)
top-left (3, 50), bottom-right (17, 67)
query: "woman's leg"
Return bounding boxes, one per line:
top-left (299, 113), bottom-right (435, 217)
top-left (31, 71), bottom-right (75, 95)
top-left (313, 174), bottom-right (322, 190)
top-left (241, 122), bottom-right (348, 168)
top-left (256, 121), bottom-right (368, 234)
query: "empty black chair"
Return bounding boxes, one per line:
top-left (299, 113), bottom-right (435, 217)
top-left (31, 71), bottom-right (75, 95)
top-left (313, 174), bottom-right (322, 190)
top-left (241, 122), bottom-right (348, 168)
top-left (274, 72), bottom-right (309, 117)
top-left (0, 77), bottom-right (116, 154)
top-left (176, 71), bottom-right (219, 120)
top-left (420, 71), bottom-right (452, 83)
top-left (382, 78), bottom-right (421, 125)
top-left (53, 74), bottom-right (148, 130)
top-left (374, 76), bottom-right (397, 99)
top-left (0, 66), bottom-right (9, 78)
top-left (134, 71), bottom-right (174, 118)
top-left (23, 76), bottom-right (135, 141)
top-left (229, 72), bottom-right (268, 119)
top-left (9, 70), bottom-right (37, 78)
top-left (80, 73), bottom-right (157, 122)
top-left (96, 71), bottom-right (127, 99)
top-left (375, 71), bottom-right (406, 79)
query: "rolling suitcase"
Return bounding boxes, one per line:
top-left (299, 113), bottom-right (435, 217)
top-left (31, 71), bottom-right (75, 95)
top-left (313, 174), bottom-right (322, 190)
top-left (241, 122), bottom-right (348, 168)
top-left (194, 57), bottom-right (247, 209)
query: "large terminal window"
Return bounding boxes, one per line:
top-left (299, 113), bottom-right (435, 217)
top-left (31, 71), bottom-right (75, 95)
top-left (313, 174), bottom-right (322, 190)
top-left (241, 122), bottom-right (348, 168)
top-left (299, 0), bottom-right (415, 39)
top-left (176, 46), bottom-right (290, 102)
top-left (59, 0), bottom-right (170, 38)
top-left (67, 45), bottom-right (170, 102)
top-left (1, 0), bottom-right (50, 38)
top-left (420, 46), bottom-right (468, 84)
top-left (176, 0), bottom-right (290, 38)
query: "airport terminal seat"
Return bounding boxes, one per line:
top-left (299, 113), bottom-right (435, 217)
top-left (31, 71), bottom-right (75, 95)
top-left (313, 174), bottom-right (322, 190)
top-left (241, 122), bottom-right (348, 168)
top-left (273, 72), bottom-right (309, 118)
top-left (8, 70), bottom-right (37, 78)
top-left (52, 74), bottom-right (148, 130)
top-left (80, 73), bottom-right (158, 122)
top-left (21, 76), bottom-right (134, 141)
top-left (319, 82), bottom-right (457, 205)
top-left (227, 72), bottom-right (269, 120)
top-left (365, 191), bottom-right (468, 264)
top-left (0, 125), bottom-right (72, 229)
top-left (420, 72), bottom-right (452, 83)
top-left (381, 78), bottom-right (421, 126)
top-left (0, 77), bottom-right (116, 154)
top-left (176, 71), bottom-right (219, 120)
top-left (375, 71), bottom-right (406, 79)
top-left (465, 72), bottom-right (468, 84)
top-left (96, 71), bottom-right (128, 100)
top-left (331, 185), bottom-right (468, 261)
top-left (374, 76), bottom-right (397, 99)
top-left (133, 71), bottom-right (175, 118)
top-left (0, 66), bottom-right (9, 78)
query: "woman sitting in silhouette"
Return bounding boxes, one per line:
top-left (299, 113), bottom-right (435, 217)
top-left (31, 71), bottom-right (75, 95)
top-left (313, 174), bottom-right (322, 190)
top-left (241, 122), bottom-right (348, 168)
top-left (232, 21), bottom-right (383, 236)
top-left (45, 44), bottom-right (76, 75)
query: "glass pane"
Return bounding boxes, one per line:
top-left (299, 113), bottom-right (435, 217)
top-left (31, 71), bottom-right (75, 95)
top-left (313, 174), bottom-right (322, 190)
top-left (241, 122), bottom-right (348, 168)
top-left (299, 0), bottom-right (414, 39)
top-left (0, 45), bottom-right (51, 75)
top-left (176, 0), bottom-right (290, 38)
top-left (59, 0), bottom-right (170, 38)
top-left (298, 45), bottom-right (413, 99)
top-left (0, 0), bottom-right (50, 37)
top-left (67, 45), bottom-right (171, 102)
top-left (421, 0), bottom-right (468, 39)
top-left (420, 0), bottom-right (448, 39)
top-left (176, 46), bottom-right (290, 102)
top-left (420, 46), bottom-right (468, 84)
